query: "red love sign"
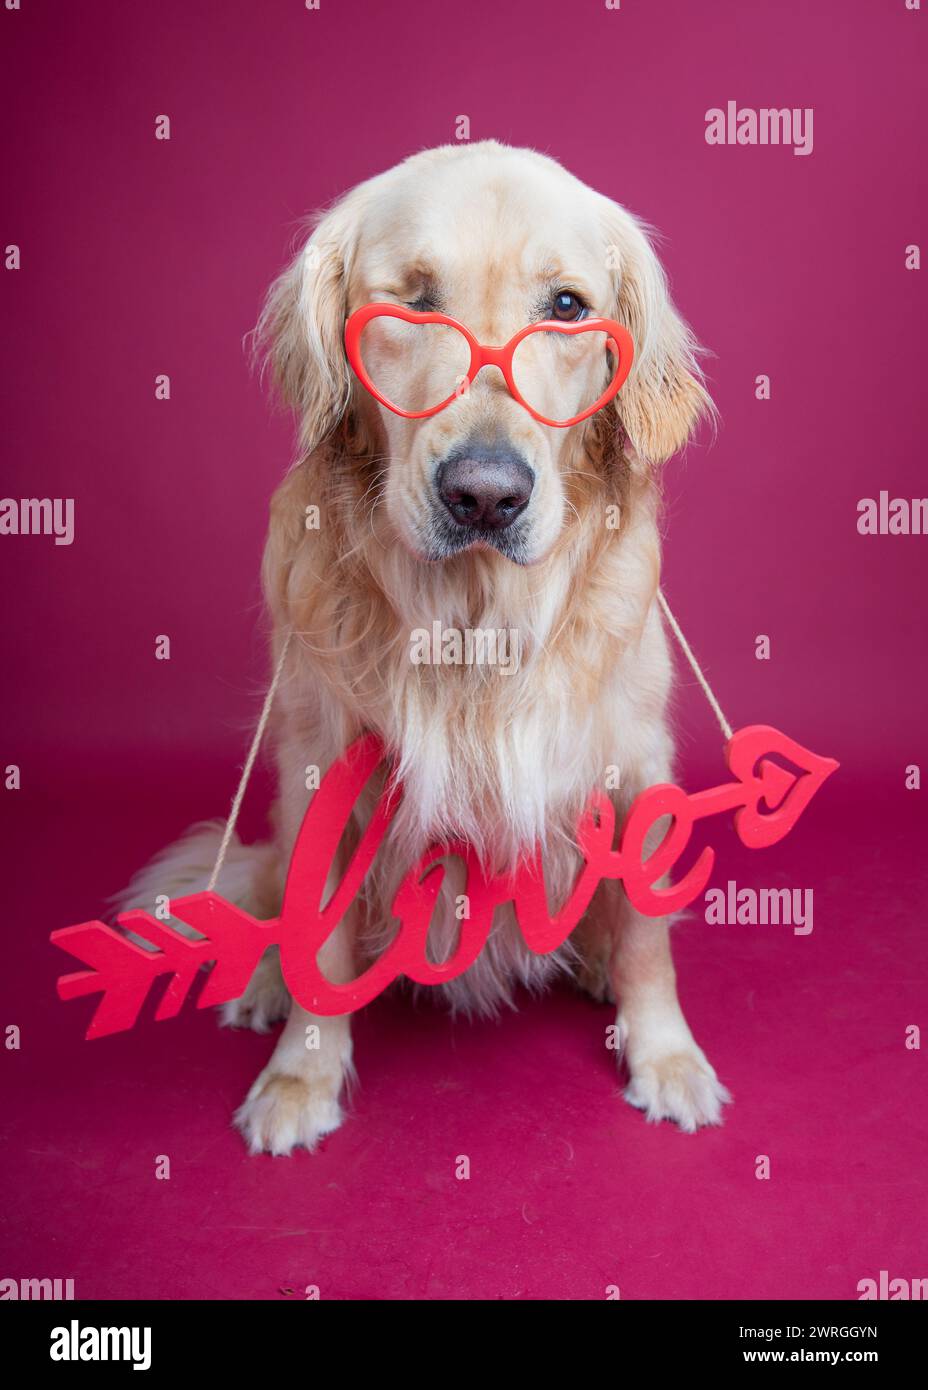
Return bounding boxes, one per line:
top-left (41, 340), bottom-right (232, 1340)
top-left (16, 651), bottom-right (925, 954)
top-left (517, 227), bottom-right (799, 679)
top-left (51, 725), bottom-right (838, 1039)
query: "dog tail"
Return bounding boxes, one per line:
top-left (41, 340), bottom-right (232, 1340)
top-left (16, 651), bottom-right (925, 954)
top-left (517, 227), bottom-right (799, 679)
top-left (111, 822), bottom-right (282, 932)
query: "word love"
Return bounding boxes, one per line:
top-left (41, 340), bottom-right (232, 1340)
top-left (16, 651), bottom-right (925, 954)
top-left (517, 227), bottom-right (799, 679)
top-left (52, 726), bottom-right (838, 1037)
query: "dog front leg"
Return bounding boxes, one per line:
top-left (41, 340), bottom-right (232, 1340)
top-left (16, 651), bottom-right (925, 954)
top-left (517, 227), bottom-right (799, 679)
top-left (609, 893), bottom-right (731, 1132)
top-left (234, 909), bottom-right (356, 1157)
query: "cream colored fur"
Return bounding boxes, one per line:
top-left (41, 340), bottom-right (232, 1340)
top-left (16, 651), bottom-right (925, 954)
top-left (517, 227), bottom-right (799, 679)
top-left (117, 142), bottom-right (729, 1154)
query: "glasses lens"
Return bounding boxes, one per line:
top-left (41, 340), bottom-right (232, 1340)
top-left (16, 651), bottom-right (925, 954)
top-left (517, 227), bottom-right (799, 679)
top-left (511, 328), bottom-right (619, 424)
top-left (358, 316), bottom-right (472, 414)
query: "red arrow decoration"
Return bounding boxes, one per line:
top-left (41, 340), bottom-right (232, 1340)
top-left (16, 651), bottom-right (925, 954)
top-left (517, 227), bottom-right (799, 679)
top-left (51, 725), bottom-right (838, 1038)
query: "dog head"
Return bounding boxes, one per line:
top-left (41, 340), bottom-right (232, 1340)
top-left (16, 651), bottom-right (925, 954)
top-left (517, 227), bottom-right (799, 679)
top-left (259, 142), bottom-right (710, 567)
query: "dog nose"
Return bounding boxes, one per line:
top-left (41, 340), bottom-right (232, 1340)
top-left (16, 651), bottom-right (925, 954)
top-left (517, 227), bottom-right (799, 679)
top-left (436, 446), bottom-right (534, 531)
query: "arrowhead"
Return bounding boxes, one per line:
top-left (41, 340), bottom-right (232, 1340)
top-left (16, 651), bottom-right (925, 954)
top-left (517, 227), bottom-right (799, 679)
top-left (756, 757), bottom-right (797, 811)
top-left (727, 726), bottom-right (839, 849)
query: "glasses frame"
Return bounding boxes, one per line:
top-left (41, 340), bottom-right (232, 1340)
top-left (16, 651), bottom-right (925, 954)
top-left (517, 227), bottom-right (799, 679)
top-left (344, 303), bottom-right (634, 428)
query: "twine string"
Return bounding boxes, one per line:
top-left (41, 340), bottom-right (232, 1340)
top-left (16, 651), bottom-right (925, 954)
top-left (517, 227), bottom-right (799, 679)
top-left (656, 587), bottom-right (733, 741)
top-left (207, 631), bottom-right (293, 893)
top-left (207, 591), bottom-right (731, 891)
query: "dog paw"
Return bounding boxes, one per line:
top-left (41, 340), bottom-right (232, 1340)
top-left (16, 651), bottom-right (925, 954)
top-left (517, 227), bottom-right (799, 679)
top-left (221, 949), bottom-right (290, 1034)
top-left (234, 1069), bottom-right (344, 1156)
top-left (623, 1045), bottom-right (731, 1133)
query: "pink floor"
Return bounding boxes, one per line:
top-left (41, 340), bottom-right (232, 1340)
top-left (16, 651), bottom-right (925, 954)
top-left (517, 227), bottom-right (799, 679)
top-left (2, 756), bottom-right (924, 1301)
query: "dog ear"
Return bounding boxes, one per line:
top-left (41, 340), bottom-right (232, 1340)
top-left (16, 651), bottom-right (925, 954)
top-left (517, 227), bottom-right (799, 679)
top-left (601, 200), bottom-right (713, 465)
top-left (257, 186), bottom-right (368, 456)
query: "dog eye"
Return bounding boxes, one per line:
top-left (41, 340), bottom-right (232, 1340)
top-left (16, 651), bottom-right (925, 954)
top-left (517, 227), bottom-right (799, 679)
top-left (550, 291), bottom-right (587, 322)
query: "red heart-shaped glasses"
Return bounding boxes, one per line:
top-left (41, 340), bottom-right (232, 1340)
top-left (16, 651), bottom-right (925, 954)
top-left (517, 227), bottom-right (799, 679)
top-left (344, 303), bottom-right (634, 428)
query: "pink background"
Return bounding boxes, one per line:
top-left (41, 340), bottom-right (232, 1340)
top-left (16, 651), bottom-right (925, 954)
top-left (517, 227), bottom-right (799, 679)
top-left (2, 0), bottom-right (926, 1300)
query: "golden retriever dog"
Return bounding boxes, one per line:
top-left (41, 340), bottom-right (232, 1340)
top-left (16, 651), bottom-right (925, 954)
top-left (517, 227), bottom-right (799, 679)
top-left (120, 141), bottom-right (729, 1154)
